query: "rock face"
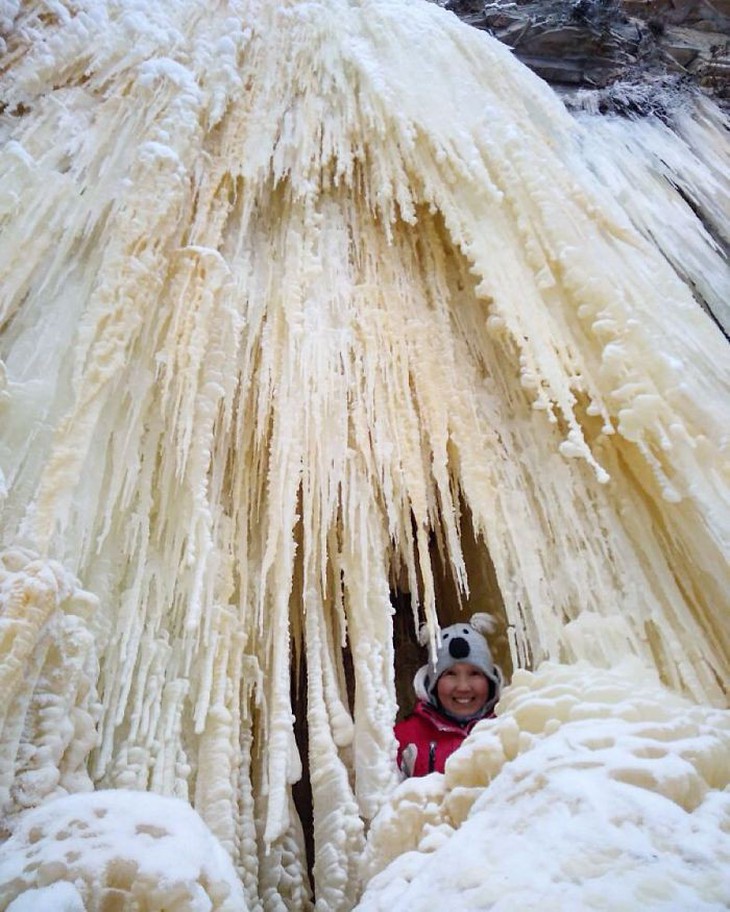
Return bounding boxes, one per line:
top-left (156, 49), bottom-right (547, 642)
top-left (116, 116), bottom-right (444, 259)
top-left (440, 0), bottom-right (730, 107)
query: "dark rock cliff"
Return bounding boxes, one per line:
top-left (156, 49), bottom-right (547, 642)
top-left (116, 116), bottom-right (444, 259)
top-left (437, 0), bottom-right (730, 110)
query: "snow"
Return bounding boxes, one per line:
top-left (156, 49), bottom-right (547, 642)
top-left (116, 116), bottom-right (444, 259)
top-left (0, 790), bottom-right (247, 910)
top-left (357, 663), bottom-right (730, 911)
top-left (0, 0), bottom-right (728, 908)
top-left (7, 882), bottom-right (85, 912)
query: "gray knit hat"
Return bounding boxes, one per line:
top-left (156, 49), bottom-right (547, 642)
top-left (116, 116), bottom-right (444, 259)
top-left (413, 613), bottom-right (502, 716)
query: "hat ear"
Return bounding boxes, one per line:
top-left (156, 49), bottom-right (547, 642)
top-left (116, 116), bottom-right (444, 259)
top-left (413, 665), bottom-right (431, 701)
top-left (469, 612), bottom-right (497, 635)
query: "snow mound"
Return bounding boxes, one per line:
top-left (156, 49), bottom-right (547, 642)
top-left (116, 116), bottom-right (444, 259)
top-left (358, 662), bottom-right (730, 911)
top-left (0, 790), bottom-right (247, 911)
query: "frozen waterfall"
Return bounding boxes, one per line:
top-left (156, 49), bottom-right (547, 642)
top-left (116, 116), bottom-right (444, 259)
top-left (0, 0), bottom-right (728, 909)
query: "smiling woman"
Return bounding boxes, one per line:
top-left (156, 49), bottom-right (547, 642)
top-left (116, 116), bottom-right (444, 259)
top-left (437, 663), bottom-right (490, 719)
top-left (395, 615), bottom-right (504, 777)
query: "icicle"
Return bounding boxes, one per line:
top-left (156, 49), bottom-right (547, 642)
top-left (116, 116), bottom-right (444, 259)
top-left (0, 549), bottom-right (100, 825)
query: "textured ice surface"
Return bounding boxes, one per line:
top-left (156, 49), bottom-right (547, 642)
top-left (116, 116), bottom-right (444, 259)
top-left (358, 662), bottom-right (730, 911)
top-left (0, 790), bottom-right (246, 911)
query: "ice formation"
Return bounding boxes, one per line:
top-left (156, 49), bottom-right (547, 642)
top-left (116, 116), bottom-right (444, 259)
top-left (0, 0), bottom-right (728, 909)
top-left (358, 662), bottom-right (730, 910)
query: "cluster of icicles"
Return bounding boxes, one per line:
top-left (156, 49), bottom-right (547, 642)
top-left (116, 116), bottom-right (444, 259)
top-left (0, 0), bottom-right (727, 908)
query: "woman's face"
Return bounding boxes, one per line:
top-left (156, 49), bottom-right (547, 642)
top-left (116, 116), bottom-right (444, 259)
top-left (436, 662), bottom-right (489, 718)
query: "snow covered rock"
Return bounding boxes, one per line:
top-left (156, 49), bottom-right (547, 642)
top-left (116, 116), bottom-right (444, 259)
top-left (0, 790), bottom-right (247, 911)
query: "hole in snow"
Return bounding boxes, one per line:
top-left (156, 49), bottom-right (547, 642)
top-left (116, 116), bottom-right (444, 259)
top-left (27, 826), bottom-right (45, 844)
top-left (105, 858), bottom-right (139, 890)
top-left (134, 823), bottom-right (169, 839)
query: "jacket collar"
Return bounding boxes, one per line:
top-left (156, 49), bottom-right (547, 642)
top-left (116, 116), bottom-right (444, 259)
top-left (413, 699), bottom-right (481, 733)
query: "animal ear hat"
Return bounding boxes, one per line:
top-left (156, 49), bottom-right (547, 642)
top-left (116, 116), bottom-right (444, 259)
top-left (413, 613), bottom-right (503, 712)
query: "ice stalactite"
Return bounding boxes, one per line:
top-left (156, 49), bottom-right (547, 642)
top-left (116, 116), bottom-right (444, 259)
top-left (572, 92), bottom-right (730, 338)
top-left (0, 0), bottom-right (728, 908)
top-left (0, 549), bottom-right (100, 835)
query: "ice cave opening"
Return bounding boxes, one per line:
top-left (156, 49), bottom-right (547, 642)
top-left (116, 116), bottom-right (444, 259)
top-left (1, 0), bottom-right (729, 910)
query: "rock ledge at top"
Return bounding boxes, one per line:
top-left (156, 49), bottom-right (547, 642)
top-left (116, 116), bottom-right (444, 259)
top-left (439, 0), bottom-right (730, 109)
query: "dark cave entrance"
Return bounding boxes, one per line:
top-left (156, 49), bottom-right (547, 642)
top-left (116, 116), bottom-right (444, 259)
top-left (391, 503), bottom-right (512, 721)
top-left (290, 501), bottom-right (512, 892)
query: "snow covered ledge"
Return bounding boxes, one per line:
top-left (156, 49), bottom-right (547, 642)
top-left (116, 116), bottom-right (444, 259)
top-left (357, 662), bottom-right (730, 910)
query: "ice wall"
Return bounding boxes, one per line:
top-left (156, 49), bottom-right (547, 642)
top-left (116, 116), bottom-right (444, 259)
top-left (0, 0), bottom-right (728, 908)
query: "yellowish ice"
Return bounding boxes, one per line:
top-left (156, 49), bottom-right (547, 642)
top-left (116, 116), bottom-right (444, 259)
top-left (0, 0), bottom-right (728, 908)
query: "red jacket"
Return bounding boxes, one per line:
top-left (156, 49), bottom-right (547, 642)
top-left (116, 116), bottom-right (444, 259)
top-left (394, 700), bottom-right (489, 777)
